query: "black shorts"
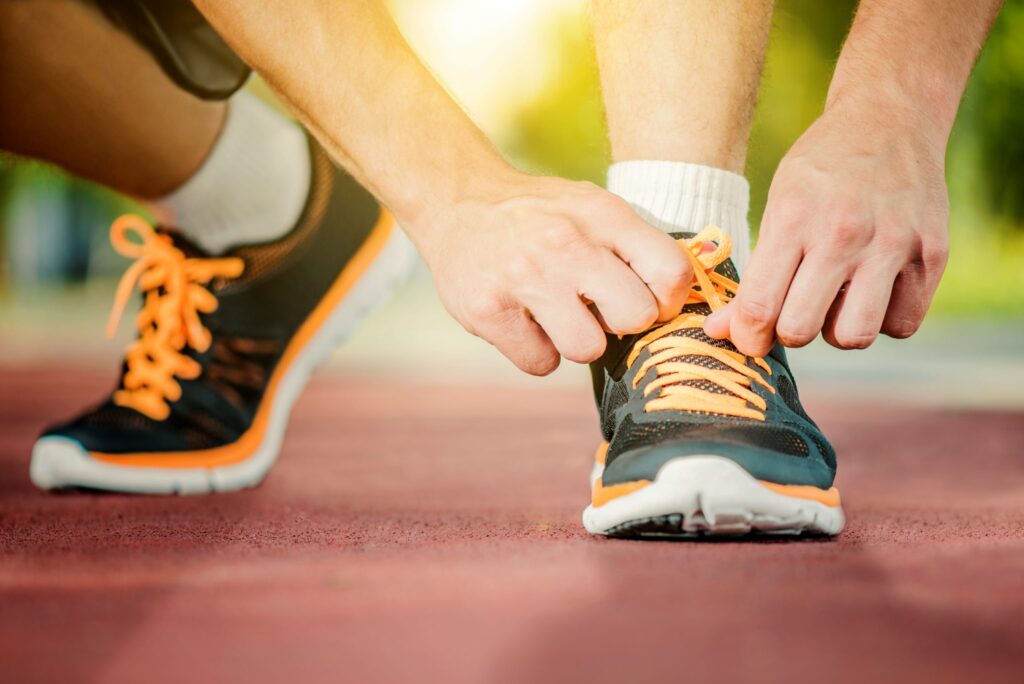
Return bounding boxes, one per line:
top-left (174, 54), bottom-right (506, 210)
top-left (98, 0), bottom-right (250, 100)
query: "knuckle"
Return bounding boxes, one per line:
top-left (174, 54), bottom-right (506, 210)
top-left (874, 225), bottom-right (914, 256)
top-left (540, 219), bottom-right (584, 251)
top-left (520, 351), bottom-right (560, 377)
top-left (884, 317), bottom-right (922, 339)
top-left (617, 301), bottom-right (659, 334)
top-left (651, 252), bottom-right (691, 288)
top-left (828, 216), bottom-right (871, 248)
top-left (502, 255), bottom-right (540, 284)
top-left (462, 291), bottom-right (505, 323)
top-left (738, 297), bottom-right (775, 327)
top-left (638, 300), bottom-right (660, 327)
top-left (736, 338), bottom-right (774, 358)
top-left (588, 189), bottom-right (628, 214)
top-left (775, 320), bottom-right (817, 347)
top-left (921, 240), bottom-right (949, 270)
top-left (835, 329), bottom-right (877, 349)
top-left (565, 334), bottom-right (607, 364)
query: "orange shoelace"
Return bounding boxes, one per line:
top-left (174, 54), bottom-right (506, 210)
top-left (105, 215), bottom-right (245, 421)
top-left (626, 226), bottom-right (775, 421)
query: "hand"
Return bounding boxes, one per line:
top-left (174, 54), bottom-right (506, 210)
top-left (704, 99), bottom-right (950, 354)
top-left (414, 176), bottom-right (692, 375)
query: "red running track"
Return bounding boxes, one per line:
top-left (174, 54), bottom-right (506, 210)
top-left (1, 367), bottom-right (1023, 683)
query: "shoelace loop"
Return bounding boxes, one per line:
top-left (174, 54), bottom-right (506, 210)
top-left (105, 214), bottom-right (244, 421)
top-left (626, 226), bottom-right (775, 422)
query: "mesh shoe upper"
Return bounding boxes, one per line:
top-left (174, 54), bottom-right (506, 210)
top-left (591, 229), bottom-right (837, 490)
top-left (42, 140), bottom-right (383, 455)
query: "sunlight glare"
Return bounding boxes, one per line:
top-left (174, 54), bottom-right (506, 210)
top-left (388, 0), bottom-right (586, 137)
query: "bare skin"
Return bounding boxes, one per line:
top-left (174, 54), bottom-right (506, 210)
top-left (593, 0), bottom-right (774, 173)
top-left (0, 0), bottom-right (225, 199)
top-left (3, 0), bottom-right (1003, 368)
top-left (189, 0), bottom-right (693, 376)
top-left (704, 0), bottom-right (1005, 354)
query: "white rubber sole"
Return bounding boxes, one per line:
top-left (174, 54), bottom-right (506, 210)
top-left (583, 455), bottom-right (845, 537)
top-left (30, 226), bottom-right (416, 495)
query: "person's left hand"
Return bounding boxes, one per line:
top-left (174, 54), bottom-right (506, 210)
top-left (704, 98), bottom-right (950, 355)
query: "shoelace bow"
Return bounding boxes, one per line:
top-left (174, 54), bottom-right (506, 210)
top-left (626, 226), bottom-right (775, 421)
top-left (105, 214), bottom-right (244, 421)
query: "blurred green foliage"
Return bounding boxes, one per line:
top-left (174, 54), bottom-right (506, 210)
top-left (1, 0), bottom-right (1021, 315)
top-left (972, 1), bottom-right (1024, 224)
top-left (506, 0), bottom-right (1024, 316)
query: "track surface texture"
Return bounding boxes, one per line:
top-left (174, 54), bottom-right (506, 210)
top-left (2, 367), bottom-right (1023, 684)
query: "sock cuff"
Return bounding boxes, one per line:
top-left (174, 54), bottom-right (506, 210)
top-left (157, 91), bottom-right (310, 254)
top-left (607, 160), bottom-right (750, 272)
top-left (607, 160), bottom-right (749, 233)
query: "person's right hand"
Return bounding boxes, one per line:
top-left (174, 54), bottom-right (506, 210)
top-left (412, 175), bottom-right (693, 376)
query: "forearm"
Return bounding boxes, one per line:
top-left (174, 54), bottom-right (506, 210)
top-left (715, 0), bottom-right (1002, 354)
top-left (195, 0), bottom-right (697, 375)
top-left (190, 0), bottom-right (520, 236)
top-left (828, 0), bottom-right (1002, 143)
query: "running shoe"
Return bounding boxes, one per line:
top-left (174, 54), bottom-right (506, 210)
top-left (583, 227), bottom-right (844, 537)
top-left (31, 141), bottom-right (414, 494)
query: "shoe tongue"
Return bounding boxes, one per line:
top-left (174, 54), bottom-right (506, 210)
top-left (668, 231), bottom-right (740, 284)
top-left (159, 226), bottom-right (210, 259)
top-left (155, 228), bottom-right (244, 292)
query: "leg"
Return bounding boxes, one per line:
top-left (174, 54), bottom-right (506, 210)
top-left (584, 3), bottom-right (844, 539)
top-left (593, 1), bottom-right (772, 172)
top-left (0, 0), bottom-right (225, 198)
top-left (10, 2), bottom-right (409, 495)
top-left (592, 0), bottom-right (774, 271)
top-left (0, 0), bottom-right (310, 253)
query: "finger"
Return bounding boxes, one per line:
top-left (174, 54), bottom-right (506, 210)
top-left (598, 215), bottom-right (693, 322)
top-left (775, 254), bottom-right (851, 348)
top-left (471, 306), bottom-right (561, 376)
top-left (725, 232), bottom-right (802, 357)
top-left (881, 240), bottom-right (947, 338)
top-left (525, 292), bottom-right (607, 364)
top-left (823, 263), bottom-right (899, 349)
top-left (703, 301), bottom-right (734, 339)
top-left (579, 250), bottom-right (659, 334)
top-left (820, 288), bottom-right (847, 349)
top-left (880, 269), bottom-right (927, 339)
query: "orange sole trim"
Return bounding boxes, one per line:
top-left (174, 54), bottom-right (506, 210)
top-left (590, 441), bottom-right (841, 509)
top-left (758, 482), bottom-right (842, 508)
top-left (592, 478), bottom-right (652, 508)
top-left (91, 210), bottom-right (396, 469)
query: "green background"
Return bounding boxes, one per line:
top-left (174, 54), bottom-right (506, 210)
top-left (1, 0), bottom-right (1021, 316)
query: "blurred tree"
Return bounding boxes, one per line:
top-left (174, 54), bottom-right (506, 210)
top-left (501, 0), bottom-right (1022, 314)
top-left (502, 9), bottom-right (608, 183)
top-left (747, 0), bottom-right (856, 230)
top-left (1, 0), bottom-right (1020, 311)
top-left (968, 0), bottom-right (1024, 228)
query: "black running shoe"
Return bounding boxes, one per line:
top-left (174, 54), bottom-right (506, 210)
top-left (583, 227), bottom-right (844, 537)
top-left (31, 140), bottom-right (414, 493)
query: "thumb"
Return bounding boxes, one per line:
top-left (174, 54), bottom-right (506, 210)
top-left (703, 302), bottom-right (734, 339)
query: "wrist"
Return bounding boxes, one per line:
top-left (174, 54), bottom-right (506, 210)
top-left (388, 151), bottom-right (523, 228)
top-left (397, 163), bottom-right (535, 250)
top-left (826, 51), bottom-right (963, 149)
top-left (823, 78), bottom-right (953, 151)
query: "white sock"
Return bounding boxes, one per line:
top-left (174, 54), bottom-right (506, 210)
top-left (156, 91), bottom-right (311, 255)
top-left (607, 160), bottom-right (751, 273)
